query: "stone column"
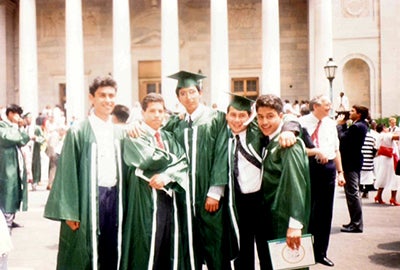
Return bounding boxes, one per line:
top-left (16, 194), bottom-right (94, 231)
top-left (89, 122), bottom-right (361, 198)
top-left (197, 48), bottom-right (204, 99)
top-left (0, 4), bottom-right (6, 104)
top-left (65, 0), bottom-right (85, 123)
top-left (161, 0), bottom-right (180, 112)
top-left (261, 0), bottom-right (281, 96)
top-left (113, 0), bottom-right (132, 107)
top-left (309, 0), bottom-right (333, 98)
top-left (19, 0), bottom-right (39, 116)
top-left (210, 0), bottom-right (229, 109)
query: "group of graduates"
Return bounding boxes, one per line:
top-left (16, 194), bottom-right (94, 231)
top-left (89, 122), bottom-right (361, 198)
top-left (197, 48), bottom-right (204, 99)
top-left (40, 70), bottom-right (359, 270)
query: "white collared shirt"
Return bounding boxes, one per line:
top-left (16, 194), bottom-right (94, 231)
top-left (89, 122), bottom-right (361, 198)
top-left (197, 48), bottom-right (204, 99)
top-left (299, 113), bottom-right (339, 160)
top-left (235, 130), bottom-right (262, 194)
top-left (89, 114), bottom-right (117, 187)
top-left (184, 104), bottom-right (205, 124)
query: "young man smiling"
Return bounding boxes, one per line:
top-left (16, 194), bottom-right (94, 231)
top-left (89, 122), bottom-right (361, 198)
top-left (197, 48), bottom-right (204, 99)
top-left (164, 70), bottom-right (238, 270)
top-left (226, 95), bottom-right (268, 270)
top-left (45, 76), bottom-right (125, 270)
top-left (121, 93), bottom-right (193, 270)
top-left (255, 94), bottom-right (311, 268)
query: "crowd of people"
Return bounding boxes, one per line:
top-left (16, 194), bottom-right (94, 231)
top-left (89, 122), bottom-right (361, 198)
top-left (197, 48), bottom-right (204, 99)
top-left (1, 71), bottom-right (400, 270)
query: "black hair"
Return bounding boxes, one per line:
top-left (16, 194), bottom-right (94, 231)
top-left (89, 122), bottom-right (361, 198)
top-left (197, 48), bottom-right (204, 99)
top-left (6, 104), bottom-right (23, 116)
top-left (141, 93), bottom-right (165, 111)
top-left (255, 94), bottom-right (284, 114)
top-left (89, 76), bottom-right (117, 96)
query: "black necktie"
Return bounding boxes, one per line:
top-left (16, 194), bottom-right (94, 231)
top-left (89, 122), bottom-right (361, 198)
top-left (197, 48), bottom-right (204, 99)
top-left (233, 135), bottom-right (262, 193)
top-left (233, 136), bottom-right (240, 193)
top-left (260, 135), bottom-right (270, 149)
top-left (188, 116), bottom-right (193, 128)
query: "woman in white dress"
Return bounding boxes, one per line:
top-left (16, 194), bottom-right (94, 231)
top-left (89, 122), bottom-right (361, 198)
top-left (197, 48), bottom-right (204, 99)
top-left (374, 124), bottom-right (400, 206)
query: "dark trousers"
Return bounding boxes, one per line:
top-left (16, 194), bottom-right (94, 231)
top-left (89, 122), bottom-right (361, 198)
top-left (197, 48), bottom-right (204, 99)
top-left (344, 171), bottom-right (363, 230)
top-left (308, 159), bottom-right (336, 259)
top-left (153, 190), bottom-right (172, 270)
top-left (98, 186), bottom-right (118, 270)
top-left (234, 191), bottom-right (269, 270)
top-left (3, 212), bottom-right (15, 228)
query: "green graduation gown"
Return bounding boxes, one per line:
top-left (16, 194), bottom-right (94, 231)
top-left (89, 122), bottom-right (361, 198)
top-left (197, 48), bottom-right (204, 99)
top-left (261, 135), bottom-right (311, 239)
top-left (0, 121), bottom-right (30, 213)
top-left (163, 106), bottom-right (239, 270)
top-left (120, 130), bottom-right (194, 270)
top-left (44, 120), bottom-right (125, 270)
top-left (32, 126), bottom-right (46, 184)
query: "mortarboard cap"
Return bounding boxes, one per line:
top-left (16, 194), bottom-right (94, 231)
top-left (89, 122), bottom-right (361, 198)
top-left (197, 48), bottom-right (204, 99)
top-left (228, 93), bottom-right (254, 112)
top-left (168, 70), bottom-right (206, 88)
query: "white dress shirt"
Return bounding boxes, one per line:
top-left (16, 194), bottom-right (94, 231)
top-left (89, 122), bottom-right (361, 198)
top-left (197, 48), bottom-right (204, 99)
top-left (89, 114), bottom-right (117, 187)
top-left (235, 131), bottom-right (262, 194)
top-left (299, 113), bottom-right (339, 160)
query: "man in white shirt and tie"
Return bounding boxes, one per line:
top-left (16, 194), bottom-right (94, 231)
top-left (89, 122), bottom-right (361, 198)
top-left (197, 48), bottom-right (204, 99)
top-left (299, 95), bottom-right (345, 267)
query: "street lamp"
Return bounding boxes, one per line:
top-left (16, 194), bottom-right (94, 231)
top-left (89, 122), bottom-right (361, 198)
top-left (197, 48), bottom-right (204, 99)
top-left (324, 58), bottom-right (337, 115)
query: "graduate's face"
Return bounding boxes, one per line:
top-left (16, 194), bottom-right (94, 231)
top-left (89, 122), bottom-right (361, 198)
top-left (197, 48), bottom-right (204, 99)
top-left (226, 106), bottom-right (250, 134)
top-left (177, 86), bottom-right (202, 114)
top-left (142, 102), bottom-right (165, 130)
top-left (256, 106), bottom-right (283, 136)
top-left (89, 86), bottom-right (116, 121)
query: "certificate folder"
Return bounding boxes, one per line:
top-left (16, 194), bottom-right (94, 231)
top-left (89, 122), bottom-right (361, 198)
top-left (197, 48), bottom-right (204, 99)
top-left (267, 234), bottom-right (315, 270)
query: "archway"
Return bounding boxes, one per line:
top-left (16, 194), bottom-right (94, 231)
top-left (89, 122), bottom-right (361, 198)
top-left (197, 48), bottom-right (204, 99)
top-left (342, 58), bottom-right (370, 109)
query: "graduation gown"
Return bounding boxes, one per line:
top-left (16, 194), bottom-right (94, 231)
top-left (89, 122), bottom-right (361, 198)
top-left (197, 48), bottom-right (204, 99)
top-left (0, 121), bottom-right (30, 213)
top-left (261, 135), bottom-right (311, 239)
top-left (44, 120), bottom-right (125, 270)
top-left (32, 126), bottom-right (46, 184)
top-left (120, 130), bottom-right (194, 270)
top-left (164, 107), bottom-right (239, 270)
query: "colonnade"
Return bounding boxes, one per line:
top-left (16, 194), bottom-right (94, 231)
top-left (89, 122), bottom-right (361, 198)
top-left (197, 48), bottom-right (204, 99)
top-left (0, 0), bottom-right (333, 121)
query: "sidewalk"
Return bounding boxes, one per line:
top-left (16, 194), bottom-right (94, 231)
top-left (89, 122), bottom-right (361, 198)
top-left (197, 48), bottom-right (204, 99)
top-left (7, 184), bottom-right (400, 269)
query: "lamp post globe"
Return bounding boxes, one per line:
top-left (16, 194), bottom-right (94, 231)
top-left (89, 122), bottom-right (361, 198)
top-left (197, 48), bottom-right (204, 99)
top-left (324, 58), bottom-right (337, 115)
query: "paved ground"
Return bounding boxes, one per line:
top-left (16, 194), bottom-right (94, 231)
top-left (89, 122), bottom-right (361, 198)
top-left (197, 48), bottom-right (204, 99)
top-left (6, 183), bottom-right (400, 270)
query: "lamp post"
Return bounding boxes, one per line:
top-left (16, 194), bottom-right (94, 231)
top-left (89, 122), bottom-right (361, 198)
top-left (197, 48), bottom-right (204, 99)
top-left (324, 58), bottom-right (337, 116)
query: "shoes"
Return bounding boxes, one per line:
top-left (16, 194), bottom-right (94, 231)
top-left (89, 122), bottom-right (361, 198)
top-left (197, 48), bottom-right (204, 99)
top-left (389, 199), bottom-right (400, 206)
top-left (316, 257), bottom-right (334, 267)
top-left (340, 225), bottom-right (363, 233)
top-left (11, 222), bottom-right (23, 228)
top-left (374, 196), bottom-right (386, 204)
top-left (361, 192), bottom-right (369, 198)
top-left (342, 223), bottom-right (351, 228)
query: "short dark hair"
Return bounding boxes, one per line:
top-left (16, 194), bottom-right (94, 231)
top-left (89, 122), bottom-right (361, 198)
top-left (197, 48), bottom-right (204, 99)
top-left (112, 104), bottom-right (130, 123)
top-left (89, 76), bottom-right (117, 96)
top-left (353, 105), bottom-right (369, 121)
top-left (255, 94), bottom-right (283, 114)
top-left (6, 104), bottom-right (23, 116)
top-left (141, 93), bottom-right (165, 111)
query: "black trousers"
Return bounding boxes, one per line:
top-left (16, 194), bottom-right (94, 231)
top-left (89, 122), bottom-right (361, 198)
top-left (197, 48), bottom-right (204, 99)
top-left (343, 171), bottom-right (363, 230)
top-left (153, 190), bottom-right (172, 270)
top-left (234, 191), bottom-right (269, 270)
top-left (308, 158), bottom-right (336, 259)
top-left (98, 186), bottom-right (118, 270)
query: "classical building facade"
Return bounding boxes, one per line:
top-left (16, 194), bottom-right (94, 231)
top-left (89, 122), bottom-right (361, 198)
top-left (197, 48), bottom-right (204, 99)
top-left (1, 0), bottom-right (399, 121)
